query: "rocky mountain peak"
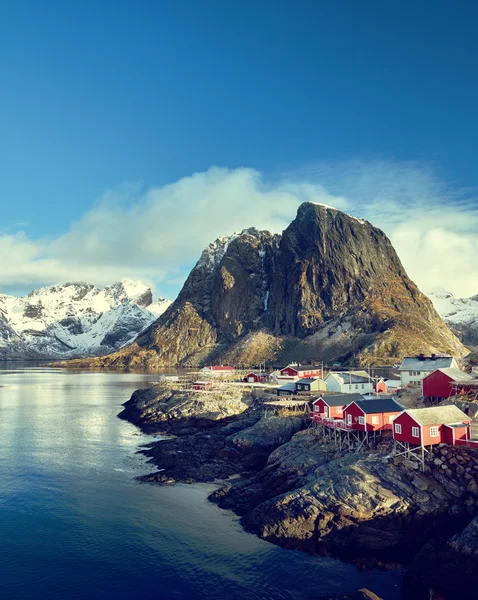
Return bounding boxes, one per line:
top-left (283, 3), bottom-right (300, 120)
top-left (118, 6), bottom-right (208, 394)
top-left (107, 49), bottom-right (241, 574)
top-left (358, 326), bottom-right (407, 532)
top-left (74, 205), bottom-right (466, 369)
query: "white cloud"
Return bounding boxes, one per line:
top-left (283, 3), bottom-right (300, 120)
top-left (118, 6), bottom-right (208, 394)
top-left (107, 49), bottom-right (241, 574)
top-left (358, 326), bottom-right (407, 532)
top-left (2, 162), bottom-right (478, 299)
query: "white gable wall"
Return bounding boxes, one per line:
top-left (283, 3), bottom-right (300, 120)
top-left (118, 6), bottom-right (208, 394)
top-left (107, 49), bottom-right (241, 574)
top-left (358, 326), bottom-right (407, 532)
top-left (400, 357), bottom-right (459, 387)
top-left (324, 373), bottom-right (374, 394)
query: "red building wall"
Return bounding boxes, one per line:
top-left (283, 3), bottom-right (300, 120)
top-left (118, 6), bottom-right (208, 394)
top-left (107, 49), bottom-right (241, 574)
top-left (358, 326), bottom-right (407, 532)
top-left (422, 370), bottom-right (454, 399)
top-left (280, 367), bottom-right (321, 378)
top-left (245, 373), bottom-right (268, 383)
top-left (280, 367), bottom-right (299, 377)
top-left (343, 403), bottom-right (366, 431)
top-left (344, 403), bottom-right (401, 431)
top-left (312, 398), bottom-right (345, 419)
top-left (393, 412), bottom-right (424, 444)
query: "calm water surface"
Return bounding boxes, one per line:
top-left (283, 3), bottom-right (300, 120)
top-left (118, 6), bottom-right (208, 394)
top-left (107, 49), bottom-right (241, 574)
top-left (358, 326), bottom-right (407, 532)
top-left (0, 366), bottom-right (402, 599)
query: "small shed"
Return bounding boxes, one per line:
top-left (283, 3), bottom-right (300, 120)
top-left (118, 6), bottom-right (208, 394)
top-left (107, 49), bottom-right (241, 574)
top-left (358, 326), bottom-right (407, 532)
top-left (295, 378), bottom-right (327, 393)
top-left (192, 380), bottom-right (213, 391)
top-left (244, 371), bottom-right (269, 383)
top-left (422, 368), bottom-right (472, 400)
top-left (276, 383), bottom-right (297, 397)
top-left (392, 405), bottom-right (471, 447)
top-left (312, 393), bottom-right (361, 419)
top-left (375, 378), bottom-right (388, 393)
top-left (343, 398), bottom-right (404, 432)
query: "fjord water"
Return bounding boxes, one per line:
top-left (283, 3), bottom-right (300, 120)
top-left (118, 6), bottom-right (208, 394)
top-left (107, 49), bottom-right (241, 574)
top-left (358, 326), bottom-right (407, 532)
top-left (0, 366), bottom-right (401, 600)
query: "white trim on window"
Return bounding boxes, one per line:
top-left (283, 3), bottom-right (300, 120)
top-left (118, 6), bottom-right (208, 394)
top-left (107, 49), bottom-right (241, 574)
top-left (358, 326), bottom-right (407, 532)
top-left (358, 416), bottom-right (365, 425)
top-left (371, 416), bottom-right (379, 425)
top-left (412, 426), bottom-right (419, 438)
top-left (347, 414), bottom-right (352, 425)
top-left (430, 426), bottom-right (439, 437)
top-left (395, 423), bottom-right (402, 434)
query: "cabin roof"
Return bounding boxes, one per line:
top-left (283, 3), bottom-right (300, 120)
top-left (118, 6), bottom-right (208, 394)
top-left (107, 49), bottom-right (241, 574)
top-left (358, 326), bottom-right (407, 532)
top-left (399, 357), bottom-right (455, 371)
top-left (322, 393), bottom-right (362, 406)
top-left (353, 398), bottom-right (404, 414)
top-left (296, 377), bottom-right (321, 384)
top-left (402, 405), bottom-right (470, 426)
top-left (283, 364), bottom-right (319, 373)
top-left (278, 383), bottom-right (297, 391)
top-left (327, 371), bottom-right (371, 384)
top-left (431, 367), bottom-right (473, 381)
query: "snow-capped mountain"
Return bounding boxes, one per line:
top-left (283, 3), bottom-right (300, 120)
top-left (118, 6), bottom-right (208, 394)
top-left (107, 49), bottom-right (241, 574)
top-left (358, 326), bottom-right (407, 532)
top-left (428, 288), bottom-right (478, 346)
top-left (0, 280), bottom-right (171, 359)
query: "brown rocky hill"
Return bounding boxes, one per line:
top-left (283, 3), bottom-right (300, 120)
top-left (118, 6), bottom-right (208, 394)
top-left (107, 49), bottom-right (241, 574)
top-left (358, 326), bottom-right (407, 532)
top-left (63, 202), bottom-right (467, 368)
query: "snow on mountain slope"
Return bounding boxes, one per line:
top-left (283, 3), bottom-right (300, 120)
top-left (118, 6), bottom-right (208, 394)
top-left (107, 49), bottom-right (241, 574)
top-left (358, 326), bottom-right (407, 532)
top-left (428, 288), bottom-right (478, 346)
top-left (0, 280), bottom-right (171, 359)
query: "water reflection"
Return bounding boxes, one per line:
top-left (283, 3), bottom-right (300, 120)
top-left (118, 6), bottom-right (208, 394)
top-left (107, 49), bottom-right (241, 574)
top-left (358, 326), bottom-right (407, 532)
top-left (0, 366), bottom-right (402, 600)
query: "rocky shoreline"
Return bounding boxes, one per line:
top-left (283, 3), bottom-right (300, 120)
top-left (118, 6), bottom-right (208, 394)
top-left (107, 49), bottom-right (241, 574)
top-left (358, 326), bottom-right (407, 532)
top-left (120, 383), bottom-right (478, 599)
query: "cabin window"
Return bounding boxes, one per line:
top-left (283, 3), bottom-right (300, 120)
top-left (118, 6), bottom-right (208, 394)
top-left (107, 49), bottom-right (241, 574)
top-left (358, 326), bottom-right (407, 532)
top-left (336, 407), bottom-right (343, 414)
top-left (371, 416), bottom-right (379, 425)
top-left (389, 415), bottom-right (395, 423)
top-left (347, 414), bottom-right (352, 425)
top-left (395, 423), bottom-right (402, 434)
top-left (361, 384), bottom-right (364, 389)
top-left (359, 416), bottom-right (365, 425)
top-left (430, 426), bottom-right (439, 437)
top-left (412, 427), bottom-right (419, 438)
top-left (355, 384), bottom-right (358, 390)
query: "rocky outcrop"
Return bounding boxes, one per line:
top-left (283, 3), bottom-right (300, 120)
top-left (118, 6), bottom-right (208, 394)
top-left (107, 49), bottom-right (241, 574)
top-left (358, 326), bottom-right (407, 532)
top-left (62, 203), bottom-right (466, 369)
top-left (122, 385), bottom-right (308, 484)
top-left (211, 431), bottom-right (472, 560)
top-left (119, 383), bottom-right (252, 431)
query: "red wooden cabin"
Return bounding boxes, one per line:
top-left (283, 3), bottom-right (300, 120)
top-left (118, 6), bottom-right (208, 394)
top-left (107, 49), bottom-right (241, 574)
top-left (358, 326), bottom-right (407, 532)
top-left (343, 398), bottom-right (403, 432)
top-left (392, 405), bottom-right (471, 447)
top-left (312, 394), bottom-right (361, 420)
top-left (279, 364), bottom-right (321, 380)
top-left (422, 368), bottom-right (472, 400)
top-left (244, 371), bottom-right (269, 383)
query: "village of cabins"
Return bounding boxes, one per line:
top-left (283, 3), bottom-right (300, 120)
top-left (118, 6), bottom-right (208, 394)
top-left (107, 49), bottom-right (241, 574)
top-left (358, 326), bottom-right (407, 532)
top-left (190, 354), bottom-right (478, 470)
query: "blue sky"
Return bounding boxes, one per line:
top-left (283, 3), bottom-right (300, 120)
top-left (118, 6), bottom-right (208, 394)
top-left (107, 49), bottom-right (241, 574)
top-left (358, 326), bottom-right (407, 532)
top-left (1, 1), bottom-right (478, 298)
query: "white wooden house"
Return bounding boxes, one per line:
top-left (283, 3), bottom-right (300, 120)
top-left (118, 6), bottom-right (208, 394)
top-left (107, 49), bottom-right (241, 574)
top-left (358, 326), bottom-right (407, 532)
top-left (323, 371), bottom-right (374, 395)
top-left (398, 355), bottom-right (458, 387)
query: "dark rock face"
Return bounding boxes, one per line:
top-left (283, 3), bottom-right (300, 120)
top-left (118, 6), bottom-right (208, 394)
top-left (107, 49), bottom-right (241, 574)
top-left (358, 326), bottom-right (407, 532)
top-left (120, 384), bottom-right (308, 483)
top-left (72, 203), bottom-right (465, 368)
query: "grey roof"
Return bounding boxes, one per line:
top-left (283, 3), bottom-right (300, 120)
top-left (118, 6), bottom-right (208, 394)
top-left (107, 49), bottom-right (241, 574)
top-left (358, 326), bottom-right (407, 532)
top-left (288, 364), bottom-right (320, 373)
top-left (399, 356), bottom-right (455, 371)
top-left (296, 377), bottom-right (321, 385)
top-left (353, 398), bottom-right (404, 414)
top-left (277, 383), bottom-right (297, 391)
top-left (432, 368), bottom-right (473, 381)
top-left (403, 405), bottom-right (470, 426)
top-left (328, 372), bottom-right (371, 384)
top-left (318, 393), bottom-right (362, 406)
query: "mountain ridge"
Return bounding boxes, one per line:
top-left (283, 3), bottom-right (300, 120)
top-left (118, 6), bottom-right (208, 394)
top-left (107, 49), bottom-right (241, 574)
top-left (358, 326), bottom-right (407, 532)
top-left (0, 279), bottom-right (171, 359)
